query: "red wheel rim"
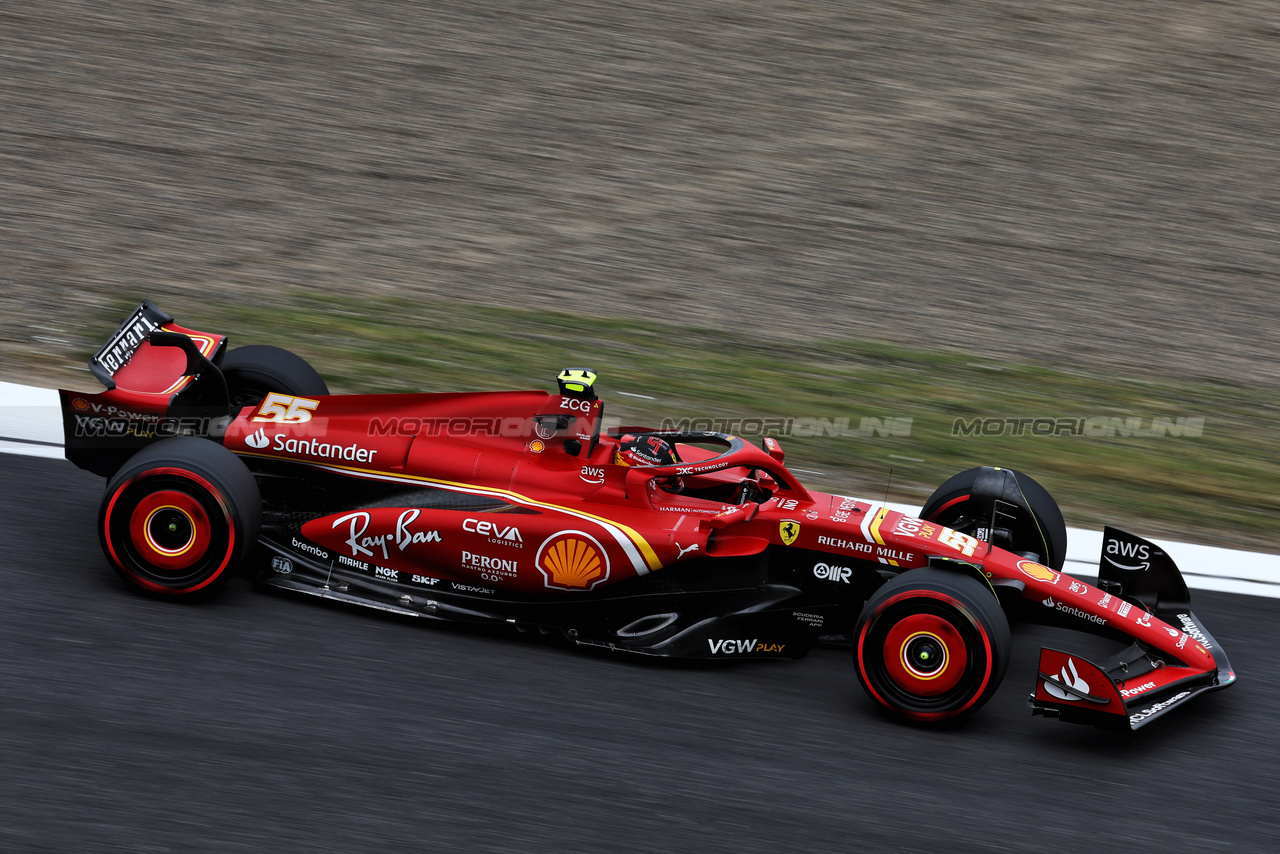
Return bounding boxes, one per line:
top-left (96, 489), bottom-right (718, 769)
top-left (931, 494), bottom-right (970, 517)
top-left (857, 588), bottom-right (996, 721)
top-left (882, 613), bottom-right (968, 696)
top-left (127, 490), bottom-right (212, 571)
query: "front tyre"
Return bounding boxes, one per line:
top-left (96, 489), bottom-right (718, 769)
top-left (854, 568), bottom-right (1010, 724)
top-left (100, 437), bottom-right (262, 600)
top-left (921, 466), bottom-right (1067, 570)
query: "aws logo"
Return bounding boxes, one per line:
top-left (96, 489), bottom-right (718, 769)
top-left (1104, 538), bottom-right (1150, 571)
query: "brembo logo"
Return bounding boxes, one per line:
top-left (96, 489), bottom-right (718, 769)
top-left (291, 538), bottom-right (328, 560)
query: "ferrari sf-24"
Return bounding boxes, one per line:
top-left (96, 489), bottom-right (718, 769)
top-left (58, 301), bottom-right (1236, 730)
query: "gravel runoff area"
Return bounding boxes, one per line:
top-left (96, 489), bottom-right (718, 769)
top-left (2, 1), bottom-right (1278, 391)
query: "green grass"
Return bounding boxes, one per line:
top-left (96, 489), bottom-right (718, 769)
top-left (90, 292), bottom-right (1280, 551)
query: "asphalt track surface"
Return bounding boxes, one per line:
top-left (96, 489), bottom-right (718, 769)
top-left (3, 453), bottom-right (1278, 853)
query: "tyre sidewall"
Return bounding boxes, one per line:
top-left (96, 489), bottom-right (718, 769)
top-left (221, 345), bottom-right (328, 412)
top-left (100, 437), bottom-right (261, 599)
top-left (855, 569), bottom-right (1010, 723)
top-left (920, 467), bottom-right (1067, 570)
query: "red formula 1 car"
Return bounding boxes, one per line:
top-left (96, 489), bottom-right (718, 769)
top-left (59, 302), bottom-right (1236, 730)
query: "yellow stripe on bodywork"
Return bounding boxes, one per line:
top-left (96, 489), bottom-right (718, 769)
top-left (236, 451), bottom-right (663, 572)
top-left (868, 506), bottom-right (900, 566)
top-left (869, 506), bottom-right (890, 545)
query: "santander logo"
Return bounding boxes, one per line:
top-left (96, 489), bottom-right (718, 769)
top-left (245, 427), bottom-right (270, 449)
top-left (1044, 658), bottom-right (1090, 701)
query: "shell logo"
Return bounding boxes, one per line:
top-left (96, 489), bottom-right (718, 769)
top-left (1017, 559), bottom-right (1060, 585)
top-left (536, 531), bottom-right (610, 590)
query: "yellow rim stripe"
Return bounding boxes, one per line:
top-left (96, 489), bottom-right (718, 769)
top-left (143, 505), bottom-right (197, 556)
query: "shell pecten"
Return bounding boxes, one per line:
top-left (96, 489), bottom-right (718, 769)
top-left (537, 532), bottom-right (609, 589)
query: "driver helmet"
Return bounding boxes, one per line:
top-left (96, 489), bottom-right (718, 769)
top-left (613, 434), bottom-right (679, 467)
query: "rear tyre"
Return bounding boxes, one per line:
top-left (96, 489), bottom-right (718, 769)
top-left (854, 568), bottom-right (1010, 724)
top-left (100, 437), bottom-right (262, 600)
top-left (920, 466), bottom-right (1067, 570)
top-left (220, 345), bottom-right (329, 412)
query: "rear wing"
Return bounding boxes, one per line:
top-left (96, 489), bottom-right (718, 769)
top-left (59, 301), bottom-right (229, 476)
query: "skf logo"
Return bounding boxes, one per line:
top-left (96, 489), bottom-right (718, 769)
top-left (537, 531), bottom-right (609, 590)
top-left (779, 519), bottom-right (801, 546)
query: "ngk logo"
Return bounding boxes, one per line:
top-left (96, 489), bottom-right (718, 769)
top-left (813, 562), bottom-right (852, 583)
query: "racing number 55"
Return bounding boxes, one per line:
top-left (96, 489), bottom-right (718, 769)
top-left (252, 393), bottom-right (320, 423)
top-left (939, 528), bottom-right (980, 557)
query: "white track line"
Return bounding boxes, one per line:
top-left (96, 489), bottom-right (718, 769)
top-left (6, 381), bottom-right (1278, 597)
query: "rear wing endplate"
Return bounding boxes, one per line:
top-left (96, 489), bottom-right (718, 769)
top-left (89, 300), bottom-right (175, 390)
